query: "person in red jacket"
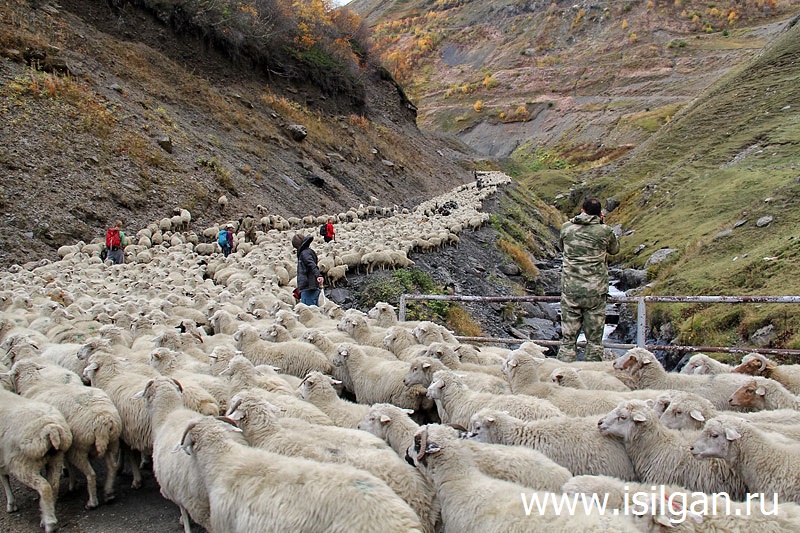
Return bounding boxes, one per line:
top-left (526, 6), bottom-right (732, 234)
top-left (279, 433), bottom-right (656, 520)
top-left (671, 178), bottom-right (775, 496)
top-left (324, 217), bottom-right (336, 243)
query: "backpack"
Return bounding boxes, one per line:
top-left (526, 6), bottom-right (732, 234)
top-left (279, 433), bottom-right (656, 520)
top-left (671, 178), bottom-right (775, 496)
top-left (218, 229), bottom-right (228, 246)
top-left (319, 224), bottom-right (326, 236)
top-left (106, 227), bottom-right (121, 249)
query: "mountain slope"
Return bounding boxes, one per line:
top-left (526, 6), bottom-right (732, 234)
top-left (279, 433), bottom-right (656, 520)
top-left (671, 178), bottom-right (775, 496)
top-left (0, 0), bottom-right (477, 267)
top-left (351, 0), bottom-right (799, 165)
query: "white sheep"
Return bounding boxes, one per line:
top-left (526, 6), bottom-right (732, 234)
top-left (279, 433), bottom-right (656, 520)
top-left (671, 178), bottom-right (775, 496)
top-left (234, 324), bottom-right (332, 378)
top-left (325, 265), bottom-right (348, 288)
top-left (0, 388), bottom-right (72, 533)
top-left (612, 347), bottom-right (763, 410)
top-left (83, 351), bottom-right (156, 489)
top-left (9, 360), bottom-right (122, 510)
top-left (230, 388), bottom-right (334, 426)
top-left (226, 394), bottom-right (439, 533)
top-left (691, 414), bottom-right (800, 503)
top-left (452, 344), bottom-right (506, 367)
top-left (219, 354), bottom-right (295, 395)
top-left (383, 325), bottom-right (427, 361)
top-left (426, 370), bottom-right (562, 427)
top-left (358, 404), bottom-right (571, 492)
top-left (412, 321), bottom-right (458, 345)
top-left (137, 377), bottom-right (210, 532)
top-left (423, 342), bottom-right (504, 378)
top-left (404, 356), bottom-right (511, 395)
top-left (332, 343), bottom-right (427, 410)
top-left (659, 389), bottom-right (800, 431)
top-left (296, 371), bottom-right (370, 428)
top-left (179, 417), bottom-right (425, 533)
top-left (407, 424), bottom-right (638, 533)
top-left (548, 366), bottom-right (630, 391)
top-left (734, 352), bottom-right (800, 394)
top-left (336, 313), bottom-right (388, 348)
top-left (598, 399), bottom-right (746, 499)
top-left (469, 409), bottom-right (636, 480)
top-left (680, 353), bottom-right (734, 375)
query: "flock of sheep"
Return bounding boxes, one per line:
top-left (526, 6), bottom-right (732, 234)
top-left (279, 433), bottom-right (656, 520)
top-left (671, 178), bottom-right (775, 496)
top-left (1, 171), bottom-right (800, 532)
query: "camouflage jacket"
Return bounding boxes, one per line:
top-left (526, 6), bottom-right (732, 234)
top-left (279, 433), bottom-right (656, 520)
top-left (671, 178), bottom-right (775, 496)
top-left (559, 212), bottom-right (620, 298)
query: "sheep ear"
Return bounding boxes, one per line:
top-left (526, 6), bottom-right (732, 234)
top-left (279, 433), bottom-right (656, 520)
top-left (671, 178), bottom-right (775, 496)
top-left (755, 386), bottom-right (766, 396)
top-left (179, 422), bottom-right (198, 455)
top-left (171, 379), bottom-right (184, 393)
top-left (690, 410), bottom-right (705, 422)
top-left (644, 398), bottom-right (655, 409)
top-left (227, 409), bottom-right (244, 421)
top-left (632, 412), bottom-right (648, 422)
top-left (507, 359), bottom-right (518, 368)
top-left (641, 357), bottom-right (652, 365)
top-left (422, 362), bottom-right (431, 369)
top-left (133, 379), bottom-right (154, 399)
top-left (331, 378), bottom-right (343, 385)
top-left (402, 409), bottom-right (414, 415)
top-left (724, 427), bottom-right (741, 441)
top-left (424, 442), bottom-right (442, 454)
top-left (486, 416), bottom-right (495, 423)
top-left (379, 415), bottom-right (392, 424)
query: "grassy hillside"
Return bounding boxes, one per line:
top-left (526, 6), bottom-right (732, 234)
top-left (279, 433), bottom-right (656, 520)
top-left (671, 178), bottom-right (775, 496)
top-left (592, 17), bottom-right (800, 352)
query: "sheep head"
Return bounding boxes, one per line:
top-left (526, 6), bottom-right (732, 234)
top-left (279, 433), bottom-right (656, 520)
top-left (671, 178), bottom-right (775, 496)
top-left (598, 400), bottom-right (654, 441)
top-left (728, 380), bottom-right (766, 410)
top-left (733, 353), bottom-right (773, 376)
top-left (690, 417), bottom-right (742, 461)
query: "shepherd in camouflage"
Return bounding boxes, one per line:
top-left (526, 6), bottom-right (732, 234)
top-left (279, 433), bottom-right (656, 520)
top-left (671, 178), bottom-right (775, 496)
top-left (558, 198), bottom-right (619, 362)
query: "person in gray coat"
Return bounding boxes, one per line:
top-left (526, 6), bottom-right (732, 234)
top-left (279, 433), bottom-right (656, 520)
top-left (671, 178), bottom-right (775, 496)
top-left (292, 233), bottom-right (324, 306)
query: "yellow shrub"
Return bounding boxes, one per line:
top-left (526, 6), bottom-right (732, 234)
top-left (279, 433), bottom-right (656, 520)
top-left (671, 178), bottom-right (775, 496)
top-left (473, 100), bottom-right (484, 113)
top-left (446, 307), bottom-right (483, 337)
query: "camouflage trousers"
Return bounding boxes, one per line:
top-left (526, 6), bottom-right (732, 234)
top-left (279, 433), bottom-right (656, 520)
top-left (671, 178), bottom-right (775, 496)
top-left (559, 293), bottom-right (607, 362)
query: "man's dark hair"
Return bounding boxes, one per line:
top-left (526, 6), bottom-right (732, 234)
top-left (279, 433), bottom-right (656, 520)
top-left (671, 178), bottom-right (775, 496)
top-left (582, 198), bottom-right (602, 217)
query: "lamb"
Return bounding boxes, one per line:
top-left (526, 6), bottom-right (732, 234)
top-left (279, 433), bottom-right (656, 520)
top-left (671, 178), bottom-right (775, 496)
top-left (659, 389), bottom-right (800, 431)
top-left (325, 265), bottom-right (348, 288)
top-left (734, 352), bottom-right (800, 394)
top-left (598, 400), bottom-right (747, 499)
top-left (691, 415), bottom-right (800, 503)
top-left (358, 404), bottom-right (571, 492)
top-left (233, 324), bottom-right (332, 377)
top-left (407, 424), bottom-right (638, 533)
top-left (427, 370), bottom-right (562, 427)
top-left (404, 356), bottom-right (511, 395)
top-left (680, 353), bottom-right (734, 375)
top-left (179, 417), bottom-right (424, 533)
top-left (728, 378), bottom-right (800, 410)
top-left (9, 360), bottom-right (122, 510)
top-left (548, 366), bottom-right (630, 391)
top-left (296, 371), bottom-right (370, 428)
top-left (612, 347), bottom-right (763, 410)
top-left (226, 393), bottom-right (439, 533)
top-left (332, 343), bottom-right (427, 410)
top-left (137, 378), bottom-right (210, 532)
top-left (469, 409), bottom-right (636, 480)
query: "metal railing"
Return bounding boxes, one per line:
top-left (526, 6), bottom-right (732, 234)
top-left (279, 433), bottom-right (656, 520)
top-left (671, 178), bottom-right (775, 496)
top-left (398, 293), bottom-right (800, 357)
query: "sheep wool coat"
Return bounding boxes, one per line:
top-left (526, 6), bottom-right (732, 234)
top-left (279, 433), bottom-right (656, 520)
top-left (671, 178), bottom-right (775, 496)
top-left (295, 235), bottom-right (322, 292)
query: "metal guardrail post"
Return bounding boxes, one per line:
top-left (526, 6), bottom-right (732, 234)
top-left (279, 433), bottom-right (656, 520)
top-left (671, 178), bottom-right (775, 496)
top-left (399, 294), bottom-right (407, 322)
top-left (636, 297), bottom-right (646, 348)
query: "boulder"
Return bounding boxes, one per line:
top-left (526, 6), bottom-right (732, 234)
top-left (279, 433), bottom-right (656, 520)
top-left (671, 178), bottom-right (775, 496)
top-left (755, 215), bottom-right (773, 228)
top-left (644, 248), bottom-right (677, 268)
